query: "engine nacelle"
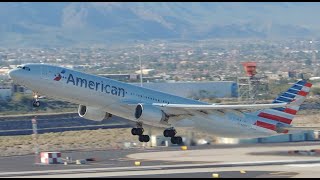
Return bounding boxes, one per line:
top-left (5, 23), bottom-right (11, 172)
top-left (134, 104), bottom-right (169, 125)
top-left (78, 105), bottom-right (112, 121)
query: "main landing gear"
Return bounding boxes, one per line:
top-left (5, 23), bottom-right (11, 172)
top-left (163, 128), bottom-right (183, 145)
top-left (131, 122), bottom-right (150, 143)
top-left (32, 93), bottom-right (40, 107)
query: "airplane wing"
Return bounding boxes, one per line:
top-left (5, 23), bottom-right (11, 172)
top-left (121, 100), bottom-right (290, 123)
top-left (121, 99), bottom-right (289, 117)
top-left (152, 102), bottom-right (288, 110)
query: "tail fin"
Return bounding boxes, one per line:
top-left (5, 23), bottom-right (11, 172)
top-left (271, 80), bottom-right (312, 118)
top-left (253, 80), bottom-right (312, 132)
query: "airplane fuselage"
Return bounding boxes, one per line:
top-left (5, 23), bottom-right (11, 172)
top-left (9, 64), bottom-right (278, 138)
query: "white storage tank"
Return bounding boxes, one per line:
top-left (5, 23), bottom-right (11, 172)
top-left (150, 135), bottom-right (172, 147)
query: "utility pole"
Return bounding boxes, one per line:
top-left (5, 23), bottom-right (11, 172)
top-left (139, 44), bottom-right (144, 87)
top-left (32, 117), bottom-right (39, 164)
top-left (139, 52), bottom-right (143, 87)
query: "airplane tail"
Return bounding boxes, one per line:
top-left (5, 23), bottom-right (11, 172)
top-left (252, 80), bottom-right (312, 132)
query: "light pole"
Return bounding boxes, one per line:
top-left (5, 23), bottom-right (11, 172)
top-left (32, 117), bottom-right (39, 164)
top-left (139, 51), bottom-right (143, 87)
top-left (139, 44), bottom-right (144, 87)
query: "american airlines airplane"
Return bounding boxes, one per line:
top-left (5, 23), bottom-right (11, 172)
top-left (8, 64), bottom-right (312, 144)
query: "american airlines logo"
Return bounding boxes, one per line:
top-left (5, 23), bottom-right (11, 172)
top-left (65, 73), bottom-right (125, 97)
top-left (54, 69), bottom-right (66, 81)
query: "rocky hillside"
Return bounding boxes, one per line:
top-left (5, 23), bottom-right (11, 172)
top-left (0, 2), bottom-right (319, 47)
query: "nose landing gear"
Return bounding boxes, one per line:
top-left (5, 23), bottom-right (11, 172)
top-left (32, 93), bottom-right (40, 107)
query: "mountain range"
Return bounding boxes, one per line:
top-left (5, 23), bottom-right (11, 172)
top-left (0, 2), bottom-right (319, 47)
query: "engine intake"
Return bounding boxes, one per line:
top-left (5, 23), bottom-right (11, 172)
top-left (134, 104), bottom-right (169, 125)
top-left (78, 105), bottom-right (112, 121)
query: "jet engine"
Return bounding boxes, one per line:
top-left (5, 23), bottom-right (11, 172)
top-left (134, 104), bottom-right (169, 125)
top-left (78, 105), bottom-right (112, 121)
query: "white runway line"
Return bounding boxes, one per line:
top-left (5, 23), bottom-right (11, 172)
top-left (1, 159), bottom-right (320, 177)
top-left (7, 167), bottom-right (220, 178)
top-left (286, 163), bottom-right (320, 167)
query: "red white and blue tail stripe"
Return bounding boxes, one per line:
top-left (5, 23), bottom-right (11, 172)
top-left (253, 80), bottom-right (312, 132)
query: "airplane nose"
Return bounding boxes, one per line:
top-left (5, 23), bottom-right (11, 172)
top-left (8, 69), bottom-right (19, 80)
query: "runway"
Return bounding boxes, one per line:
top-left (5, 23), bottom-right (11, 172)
top-left (0, 142), bottom-right (320, 178)
top-left (0, 161), bottom-right (306, 178)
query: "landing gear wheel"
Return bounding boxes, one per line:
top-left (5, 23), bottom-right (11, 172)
top-left (171, 136), bottom-right (183, 145)
top-left (32, 101), bottom-right (40, 107)
top-left (32, 92), bottom-right (40, 107)
top-left (171, 137), bottom-right (176, 144)
top-left (134, 122), bottom-right (149, 142)
top-left (164, 129), bottom-right (176, 137)
top-left (176, 136), bottom-right (182, 145)
top-left (143, 135), bottom-right (150, 142)
top-left (131, 128), bottom-right (136, 135)
top-left (131, 128), bottom-right (144, 136)
top-left (139, 135), bottom-right (150, 142)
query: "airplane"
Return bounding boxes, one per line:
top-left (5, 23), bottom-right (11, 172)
top-left (8, 63), bottom-right (312, 144)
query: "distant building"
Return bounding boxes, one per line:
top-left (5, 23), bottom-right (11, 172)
top-left (141, 76), bottom-right (164, 82)
top-left (279, 71), bottom-right (289, 79)
top-left (265, 73), bottom-right (279, 80)
top-left (61, 64), bottom-right (74, 69)
top-left (98, 74), bottom-right (138, 81)
top-left (0, 67), bottom-right (9, 75)
top-left (131, 81), bottom-right (238, 98)
top-left (12, 84), bottom-right (25, 93)
top-left (288, 71), bottom-right (297, 78)
top-left (134, 69), bottom-right (155, 75)
top-left (0, 86), bottom-right (12, 100)
top-left (11, 84), bottom-right (32, 94)
top-left (309, 77), bottom-right (320, 80)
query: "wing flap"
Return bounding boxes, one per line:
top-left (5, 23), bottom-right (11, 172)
top-left (152, 102), bottom-right (288, 110)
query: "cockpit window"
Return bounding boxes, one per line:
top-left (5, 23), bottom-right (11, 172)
top-left (18, 66), bottom-right (30, 71)
top-left (23, 67), bottom-right (30, 71)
